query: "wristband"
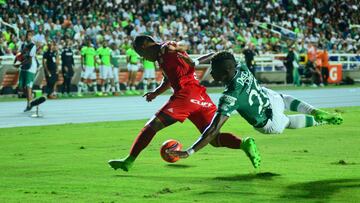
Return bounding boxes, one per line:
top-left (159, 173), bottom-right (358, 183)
top-left (186, 148), bottom-right (195, 156)
top-left (193, 59), bottom-right (200, 66)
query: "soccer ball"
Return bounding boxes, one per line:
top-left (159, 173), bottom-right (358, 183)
top-left (160, 139), bottom-right (182, 163)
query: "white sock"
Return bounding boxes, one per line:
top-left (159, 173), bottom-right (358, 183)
top-left (115, 83), bottom-right (120, 92)
top-left (287, 114), bottom-right (318, 129)
top-left (101, 85), bottom-right (105, 93)
top-left (143, 80), bottom-right (148, 92)
top-left (77, 82), bottom-right (83, 94)
top-left (282, 94), bottom-right (316, 114)
top-left (151, 81), bottom-right (157, 91)
top-left (131, 86), bottom-right (136, 91)
top-left (92, 81), bottom-right (98, 93)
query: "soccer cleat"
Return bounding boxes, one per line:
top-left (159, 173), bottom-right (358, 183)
top-left (241, 137), bottom-right (261, 168)
top-left (24, 105), bottom-right (32, 112)
top-left (108, 159), bottom-right (133, 172)
top-left (30, 96), bottom-right (46, 107)
top-left (96, 92), bottom-right (103, 96)
top-left (77, 93), bottom-right (83, 97)
top-left (313, 110), bottom-right (343, 125)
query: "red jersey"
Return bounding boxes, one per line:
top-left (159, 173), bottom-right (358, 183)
top-left (157, 41), bottom-right (200, 92)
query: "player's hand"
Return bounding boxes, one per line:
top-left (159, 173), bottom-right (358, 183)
top-left (143, 91), bottom-right (157, 102)
top-left (177, 52), bottom-right (195, 66)
top-left (167, 150), bottom-right (189, 159)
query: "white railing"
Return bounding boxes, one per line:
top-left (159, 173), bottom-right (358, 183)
top-left (1, 53), bottom-right (360, 70)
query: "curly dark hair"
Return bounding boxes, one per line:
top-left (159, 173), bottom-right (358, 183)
top-left (211, 51), bottom-right (237, 70)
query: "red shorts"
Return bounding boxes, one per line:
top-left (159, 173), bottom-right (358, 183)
top-left (156, 84), bottom-right (217, 132)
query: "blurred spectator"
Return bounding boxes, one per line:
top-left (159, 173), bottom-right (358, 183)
top-left (243, 43), bottom-right (258, 76)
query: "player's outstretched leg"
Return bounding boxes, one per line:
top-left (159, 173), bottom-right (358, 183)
top-left (108, 116), bottom-right (176, 172)
top-left (282, 94), bottom-right (343, 125)
top-left (287, 114), bottom-right (318, 129)
top-left (240, 137), bottom-right (261, 168)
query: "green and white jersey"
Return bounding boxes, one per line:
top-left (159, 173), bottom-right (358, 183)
top-left (217, 63), bottom-right (270, 127)
top-left (97, 47), bottom-right (112, 66)
top-left (111, 49), bottom-right (120, 67)
top-left (81, 46), bottom-right (97, 67)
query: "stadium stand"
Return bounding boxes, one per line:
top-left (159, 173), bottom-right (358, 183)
top-left (0, 0), bottom-right (360, 94)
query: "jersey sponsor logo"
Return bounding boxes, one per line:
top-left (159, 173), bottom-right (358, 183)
top-left (190, 99), bottom-right (213, 107)
top-left (167, 108), bottom-right (174, 113)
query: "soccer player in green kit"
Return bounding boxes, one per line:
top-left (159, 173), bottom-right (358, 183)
top-left (142, 58), bottom-right (157, 92)
top-left (97, 41), bottom-right (114, 95)
top-left (169, 51), bottom-right (343, 163)
top-left (79, 39), bottom-right (98, 96)
top-left (125, 46), bottom-right (140, 95)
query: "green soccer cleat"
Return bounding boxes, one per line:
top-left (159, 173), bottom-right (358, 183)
top-left (108, 156), bottom-right (135, 172)
top-left (241, 137), bottom-right (261, 168)
top-left (313, 110), bottom-right (343, 125)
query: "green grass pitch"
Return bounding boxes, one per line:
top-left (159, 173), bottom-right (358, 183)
top-left (0, 107), bottom-right (359, 202)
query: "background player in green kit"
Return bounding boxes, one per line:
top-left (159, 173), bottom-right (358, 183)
top-left (97, 41), bottom-right (114, 96)
top-left (142, 58), bottom-right (157, 92)
top-left (169, 51), bottom-right (343, 162)
top-left (79, 39), bottom-right (98, 96)
top-left (125, 46), bottom-right (140, 95)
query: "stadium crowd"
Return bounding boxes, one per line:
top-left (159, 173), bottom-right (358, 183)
top-left (0, 0), bottom-right (360, 99)
top-left (1, 0), bottom-right (360, 56)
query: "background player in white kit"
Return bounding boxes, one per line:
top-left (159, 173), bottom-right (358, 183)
top-left (111, 43), bottom-right (122, 95)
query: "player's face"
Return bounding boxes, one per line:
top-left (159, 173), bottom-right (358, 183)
top-left (137, 42), bottom-right (158, 62)
top-left (210, 65), bottom-right (227, 82)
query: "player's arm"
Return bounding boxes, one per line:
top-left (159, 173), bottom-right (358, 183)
top-left (168, 113), bottom-right (229, 158)
top-left (143, 76), bottom-right (170, 102)
top-left (177, 52), bottom-right (215, 67)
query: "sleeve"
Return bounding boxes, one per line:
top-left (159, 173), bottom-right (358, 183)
top-left (217, 90), bottom-right (240, 117)
top-left (29, 44), bottom-right (36, 57)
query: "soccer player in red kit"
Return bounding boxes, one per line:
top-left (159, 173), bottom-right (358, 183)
top-left (108, 35), bottom-right (260, 171)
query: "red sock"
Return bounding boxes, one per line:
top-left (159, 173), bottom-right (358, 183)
top-left (129, 125), bottom-right (157, 158)
top-left (216, 132), bottom-right (242, 149)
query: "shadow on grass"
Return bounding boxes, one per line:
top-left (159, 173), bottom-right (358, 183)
top-left (165, 164), bottom-right (193, 169)
top-left (214, 172), bottom-right (281, 182)
top-left (281, 178), bottom-right (360, 200)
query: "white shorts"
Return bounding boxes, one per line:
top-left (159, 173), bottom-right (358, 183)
top-left (143, 68), bottom-right (155, 79)
top-left (81, 66), bottom-right (97, 80)
top-left (100, 66), bottom-right (113, 79)
top-left (113, 67), bottom-right (119, 82)
top-left (127, 64), bottom-right (139, 72)
top-left (255, 87), bottom-right (289, 134)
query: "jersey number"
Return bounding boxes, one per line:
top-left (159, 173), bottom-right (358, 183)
top-left (248, 81), bottom-right (269, 114)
